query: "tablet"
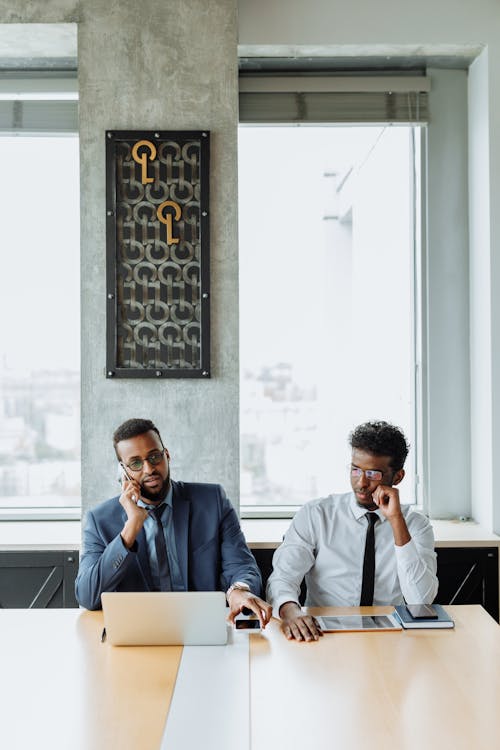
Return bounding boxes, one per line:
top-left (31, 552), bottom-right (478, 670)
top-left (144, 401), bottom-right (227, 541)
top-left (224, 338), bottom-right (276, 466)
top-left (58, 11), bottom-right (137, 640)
top-left (315, 614), bottom-right (402, 632)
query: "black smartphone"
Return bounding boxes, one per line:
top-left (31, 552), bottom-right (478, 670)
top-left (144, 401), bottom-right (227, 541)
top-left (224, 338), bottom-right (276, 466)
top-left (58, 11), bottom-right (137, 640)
top-left (405, 603), bottom-right (438, 619)
top-left (235, 619), bottom-right (261, 630)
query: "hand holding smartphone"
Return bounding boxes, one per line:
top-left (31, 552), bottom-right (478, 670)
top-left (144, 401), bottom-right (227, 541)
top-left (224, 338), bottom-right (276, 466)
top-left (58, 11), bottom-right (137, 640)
top-left (120, 464), bottom-right (141, 504)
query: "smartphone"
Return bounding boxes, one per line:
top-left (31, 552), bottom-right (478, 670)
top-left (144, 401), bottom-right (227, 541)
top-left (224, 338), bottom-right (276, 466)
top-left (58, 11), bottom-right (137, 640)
top-left (405, 603), bottom-right (438, 619)
top-left (118, 464), bottom-right (141, 504)
top-left (234, 618), bottom-right (261, 630)
top-left (119, 463), bottom-right (132, 483)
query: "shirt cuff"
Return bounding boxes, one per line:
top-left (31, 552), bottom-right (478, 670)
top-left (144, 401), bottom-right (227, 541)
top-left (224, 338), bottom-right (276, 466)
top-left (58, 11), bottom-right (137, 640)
top-left (272, 595), bottom-right (302, 620)
top-left (118, 533), bottom-right (138, 554)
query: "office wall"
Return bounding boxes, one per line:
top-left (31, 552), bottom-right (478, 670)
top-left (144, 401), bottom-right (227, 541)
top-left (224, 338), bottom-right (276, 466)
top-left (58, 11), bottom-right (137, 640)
top-left (0, 0), bottom-right (240, 515)
top-left (238, 0), bottom-right (499, 45)
top-left (469, 49), bottom-right (492, 530)
top-left (425, 68), bottom-right (469, 519)
top-left (238, 0), bottom-right (500, 530)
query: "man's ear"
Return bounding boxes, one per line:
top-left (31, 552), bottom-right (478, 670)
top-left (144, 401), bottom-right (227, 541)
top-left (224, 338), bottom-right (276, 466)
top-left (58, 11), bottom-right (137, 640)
top-left (392, 468), bottom-right (405, 486)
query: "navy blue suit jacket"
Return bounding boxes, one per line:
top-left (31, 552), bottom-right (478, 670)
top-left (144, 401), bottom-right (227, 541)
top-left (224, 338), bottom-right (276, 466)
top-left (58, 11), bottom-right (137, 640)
top-left (75, 481), bottom-right (261, 610)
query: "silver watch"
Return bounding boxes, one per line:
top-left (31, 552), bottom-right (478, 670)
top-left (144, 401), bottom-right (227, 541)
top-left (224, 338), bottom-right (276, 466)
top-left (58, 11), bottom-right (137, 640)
top-left (226, 581), bottom-right (251, 599)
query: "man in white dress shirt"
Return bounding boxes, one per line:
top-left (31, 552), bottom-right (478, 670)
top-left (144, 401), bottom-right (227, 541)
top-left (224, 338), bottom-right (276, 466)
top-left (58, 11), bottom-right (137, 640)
top-left (266, 421), bottom-right (438, 641)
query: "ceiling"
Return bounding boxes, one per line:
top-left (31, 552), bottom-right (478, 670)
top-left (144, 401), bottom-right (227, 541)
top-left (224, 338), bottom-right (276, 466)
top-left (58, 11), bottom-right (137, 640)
top-left (0, 25), bottom-right (480, 73)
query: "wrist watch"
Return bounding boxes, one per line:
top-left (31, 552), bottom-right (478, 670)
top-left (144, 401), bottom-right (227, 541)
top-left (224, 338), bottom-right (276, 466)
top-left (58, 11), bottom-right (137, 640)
top-left (226, 581), bottom-right (251, 600)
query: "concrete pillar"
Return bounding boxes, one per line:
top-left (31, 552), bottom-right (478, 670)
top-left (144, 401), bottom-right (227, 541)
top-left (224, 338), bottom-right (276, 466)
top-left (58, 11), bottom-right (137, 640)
top-left (0, 0), bottom-right (241, 515)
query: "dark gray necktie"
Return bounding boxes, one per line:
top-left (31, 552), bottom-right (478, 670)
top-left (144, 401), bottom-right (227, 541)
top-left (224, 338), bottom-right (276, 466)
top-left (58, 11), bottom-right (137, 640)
top-left (149, 503), bottom-right (171, 591)
top-left (360, 512), bottom-right (379, 606)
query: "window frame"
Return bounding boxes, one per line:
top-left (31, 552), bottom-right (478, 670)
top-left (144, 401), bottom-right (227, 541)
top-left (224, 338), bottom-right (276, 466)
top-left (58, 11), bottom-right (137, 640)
top-left (238, 119), bottom-right (422, 519)
top-left (0, 72), bottom-right (80, 522)
top-left (238, 65), bottom-right (471, 521)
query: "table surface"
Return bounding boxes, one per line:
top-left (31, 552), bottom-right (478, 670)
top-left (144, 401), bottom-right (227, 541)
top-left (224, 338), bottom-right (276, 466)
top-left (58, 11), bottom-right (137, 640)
top-left (251, 605), bottom-right (500, 750)
top-left (0, 608), bottom-right (182, 750)
top-left (1, 605), bottom-right (500, 750)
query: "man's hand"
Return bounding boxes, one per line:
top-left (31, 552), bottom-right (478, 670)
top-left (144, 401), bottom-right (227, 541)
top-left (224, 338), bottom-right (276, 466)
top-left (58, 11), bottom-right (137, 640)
top-left (372, 485), bottom-right (411, 546)
top-left (372, 484), bottom-right (402, 520)
top-left (119, 478), bottom-right (148, 549)
top-left (279, 601), bottom-right (323, 642)
top-left (227, 589), bottom-right (272, 629)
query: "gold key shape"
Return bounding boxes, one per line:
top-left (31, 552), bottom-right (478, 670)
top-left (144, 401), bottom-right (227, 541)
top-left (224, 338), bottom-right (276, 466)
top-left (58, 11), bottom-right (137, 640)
top-left (131, 139), bottom-right (156, 185)
top-left (157, 200), bottom-right (181, 245)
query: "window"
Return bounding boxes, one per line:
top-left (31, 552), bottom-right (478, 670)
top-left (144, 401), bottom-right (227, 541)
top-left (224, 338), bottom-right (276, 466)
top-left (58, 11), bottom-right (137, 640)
top-left (0, 76), bottom-right (80, 519)
top-left (239, 123), bottom-right (420, 514)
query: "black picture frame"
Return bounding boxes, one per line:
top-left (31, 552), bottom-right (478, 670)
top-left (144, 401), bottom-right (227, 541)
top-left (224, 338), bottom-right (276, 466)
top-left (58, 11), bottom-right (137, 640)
top-left (105, 130), bottom-right (210, 378)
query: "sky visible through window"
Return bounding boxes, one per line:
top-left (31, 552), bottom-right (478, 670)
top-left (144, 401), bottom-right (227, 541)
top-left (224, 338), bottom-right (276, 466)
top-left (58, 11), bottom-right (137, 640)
top-left (239, 125), bottom-right (416, 509)
top-left (0, 136), bottom-right (80, 509)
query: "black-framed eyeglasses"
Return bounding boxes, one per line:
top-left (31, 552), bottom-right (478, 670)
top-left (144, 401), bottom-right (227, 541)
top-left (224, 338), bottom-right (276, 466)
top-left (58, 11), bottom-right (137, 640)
top-left (350, 467), bottom-right (383, 481)
top-left (122, 450), bottom-right (165, 472)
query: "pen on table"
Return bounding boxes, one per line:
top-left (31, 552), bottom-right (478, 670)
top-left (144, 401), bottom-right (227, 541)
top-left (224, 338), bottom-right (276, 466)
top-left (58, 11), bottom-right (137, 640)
top-left (101, 628), bottom-right (106, 643)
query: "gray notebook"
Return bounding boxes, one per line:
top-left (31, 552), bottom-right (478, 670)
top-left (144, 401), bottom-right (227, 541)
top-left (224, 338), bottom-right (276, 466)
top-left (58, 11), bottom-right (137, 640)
top-left (101, 591), bottom-right (228, 646)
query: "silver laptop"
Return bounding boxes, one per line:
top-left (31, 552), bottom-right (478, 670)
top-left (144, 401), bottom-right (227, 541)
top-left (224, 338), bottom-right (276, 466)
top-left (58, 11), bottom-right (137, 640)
top-left (101, 591), bottom-right (228, 646)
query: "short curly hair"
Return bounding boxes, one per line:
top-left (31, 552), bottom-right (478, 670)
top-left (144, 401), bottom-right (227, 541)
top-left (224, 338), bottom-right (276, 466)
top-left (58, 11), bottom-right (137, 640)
top-left (112, 418), bottom-right (163, 459)
top-left (349, 421), bottom-right (409, 471)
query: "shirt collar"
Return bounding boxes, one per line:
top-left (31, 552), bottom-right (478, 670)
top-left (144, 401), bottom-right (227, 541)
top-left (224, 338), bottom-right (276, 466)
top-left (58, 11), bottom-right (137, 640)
top-left (349, 491), bottom-right (387, 523)
top-left (137, 481), bottom-right (173, 511)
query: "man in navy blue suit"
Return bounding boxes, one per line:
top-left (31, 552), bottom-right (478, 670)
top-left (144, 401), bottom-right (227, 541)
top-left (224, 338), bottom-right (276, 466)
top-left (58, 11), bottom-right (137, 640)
top-left (76, 418), bottom-right (271, 627)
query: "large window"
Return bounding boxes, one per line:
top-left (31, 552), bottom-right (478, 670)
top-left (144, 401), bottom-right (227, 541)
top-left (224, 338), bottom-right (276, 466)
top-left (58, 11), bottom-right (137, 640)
top-left (239, 124), bottom-right (419, 513)
top-left (0, 134), bottom-right (80, 517)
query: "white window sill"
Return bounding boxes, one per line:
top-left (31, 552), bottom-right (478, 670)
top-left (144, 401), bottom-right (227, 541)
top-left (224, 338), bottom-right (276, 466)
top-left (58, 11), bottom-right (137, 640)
top-left (0, 508), bottom-right (81, 522)
top-left (0, 513), bottom-right (498, 551)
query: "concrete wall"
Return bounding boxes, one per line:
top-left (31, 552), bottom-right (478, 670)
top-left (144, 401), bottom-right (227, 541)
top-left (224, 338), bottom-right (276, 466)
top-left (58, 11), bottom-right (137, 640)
top-left (0, 0), bottom-right (240, 514)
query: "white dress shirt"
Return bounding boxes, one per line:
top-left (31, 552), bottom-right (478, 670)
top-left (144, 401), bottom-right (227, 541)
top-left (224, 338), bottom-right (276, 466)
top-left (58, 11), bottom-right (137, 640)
top-left (266, 492), bottom-right (438, 616)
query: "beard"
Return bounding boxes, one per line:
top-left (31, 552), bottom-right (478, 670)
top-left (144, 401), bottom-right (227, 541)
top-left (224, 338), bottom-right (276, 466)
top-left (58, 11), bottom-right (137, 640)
top-left (139, 472), bottom-right (170, 503)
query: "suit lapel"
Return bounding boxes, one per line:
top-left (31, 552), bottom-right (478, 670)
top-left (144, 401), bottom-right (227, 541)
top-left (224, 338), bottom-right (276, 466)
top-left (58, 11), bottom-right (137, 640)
top-left (172, 481), bottom-right (190, 589)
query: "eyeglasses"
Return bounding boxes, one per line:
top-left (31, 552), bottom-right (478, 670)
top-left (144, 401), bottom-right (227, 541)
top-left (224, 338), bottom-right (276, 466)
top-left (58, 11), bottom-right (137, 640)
top-left (350, 467), bottom-right (383, 481)
top-left (122, 450), bottom-right (165, 472)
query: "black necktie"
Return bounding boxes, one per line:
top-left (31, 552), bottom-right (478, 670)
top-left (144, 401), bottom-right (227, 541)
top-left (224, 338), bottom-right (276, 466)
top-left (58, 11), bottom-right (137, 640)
top-left (360, 512), bottom-right (378, 606)
top-left (149, 504), bottom-right (171, 591)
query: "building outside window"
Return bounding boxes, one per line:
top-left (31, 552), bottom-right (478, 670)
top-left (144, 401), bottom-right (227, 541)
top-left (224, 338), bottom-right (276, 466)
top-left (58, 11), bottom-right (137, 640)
top-left (0, 132), bottom-right (80, 517)
top-left (239, 124), bottom-right (419, 514)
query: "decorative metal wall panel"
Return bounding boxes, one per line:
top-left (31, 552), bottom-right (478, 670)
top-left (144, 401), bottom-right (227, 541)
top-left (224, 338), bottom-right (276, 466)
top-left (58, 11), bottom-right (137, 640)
top-left (106, 130), bottom-right (210, 378)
